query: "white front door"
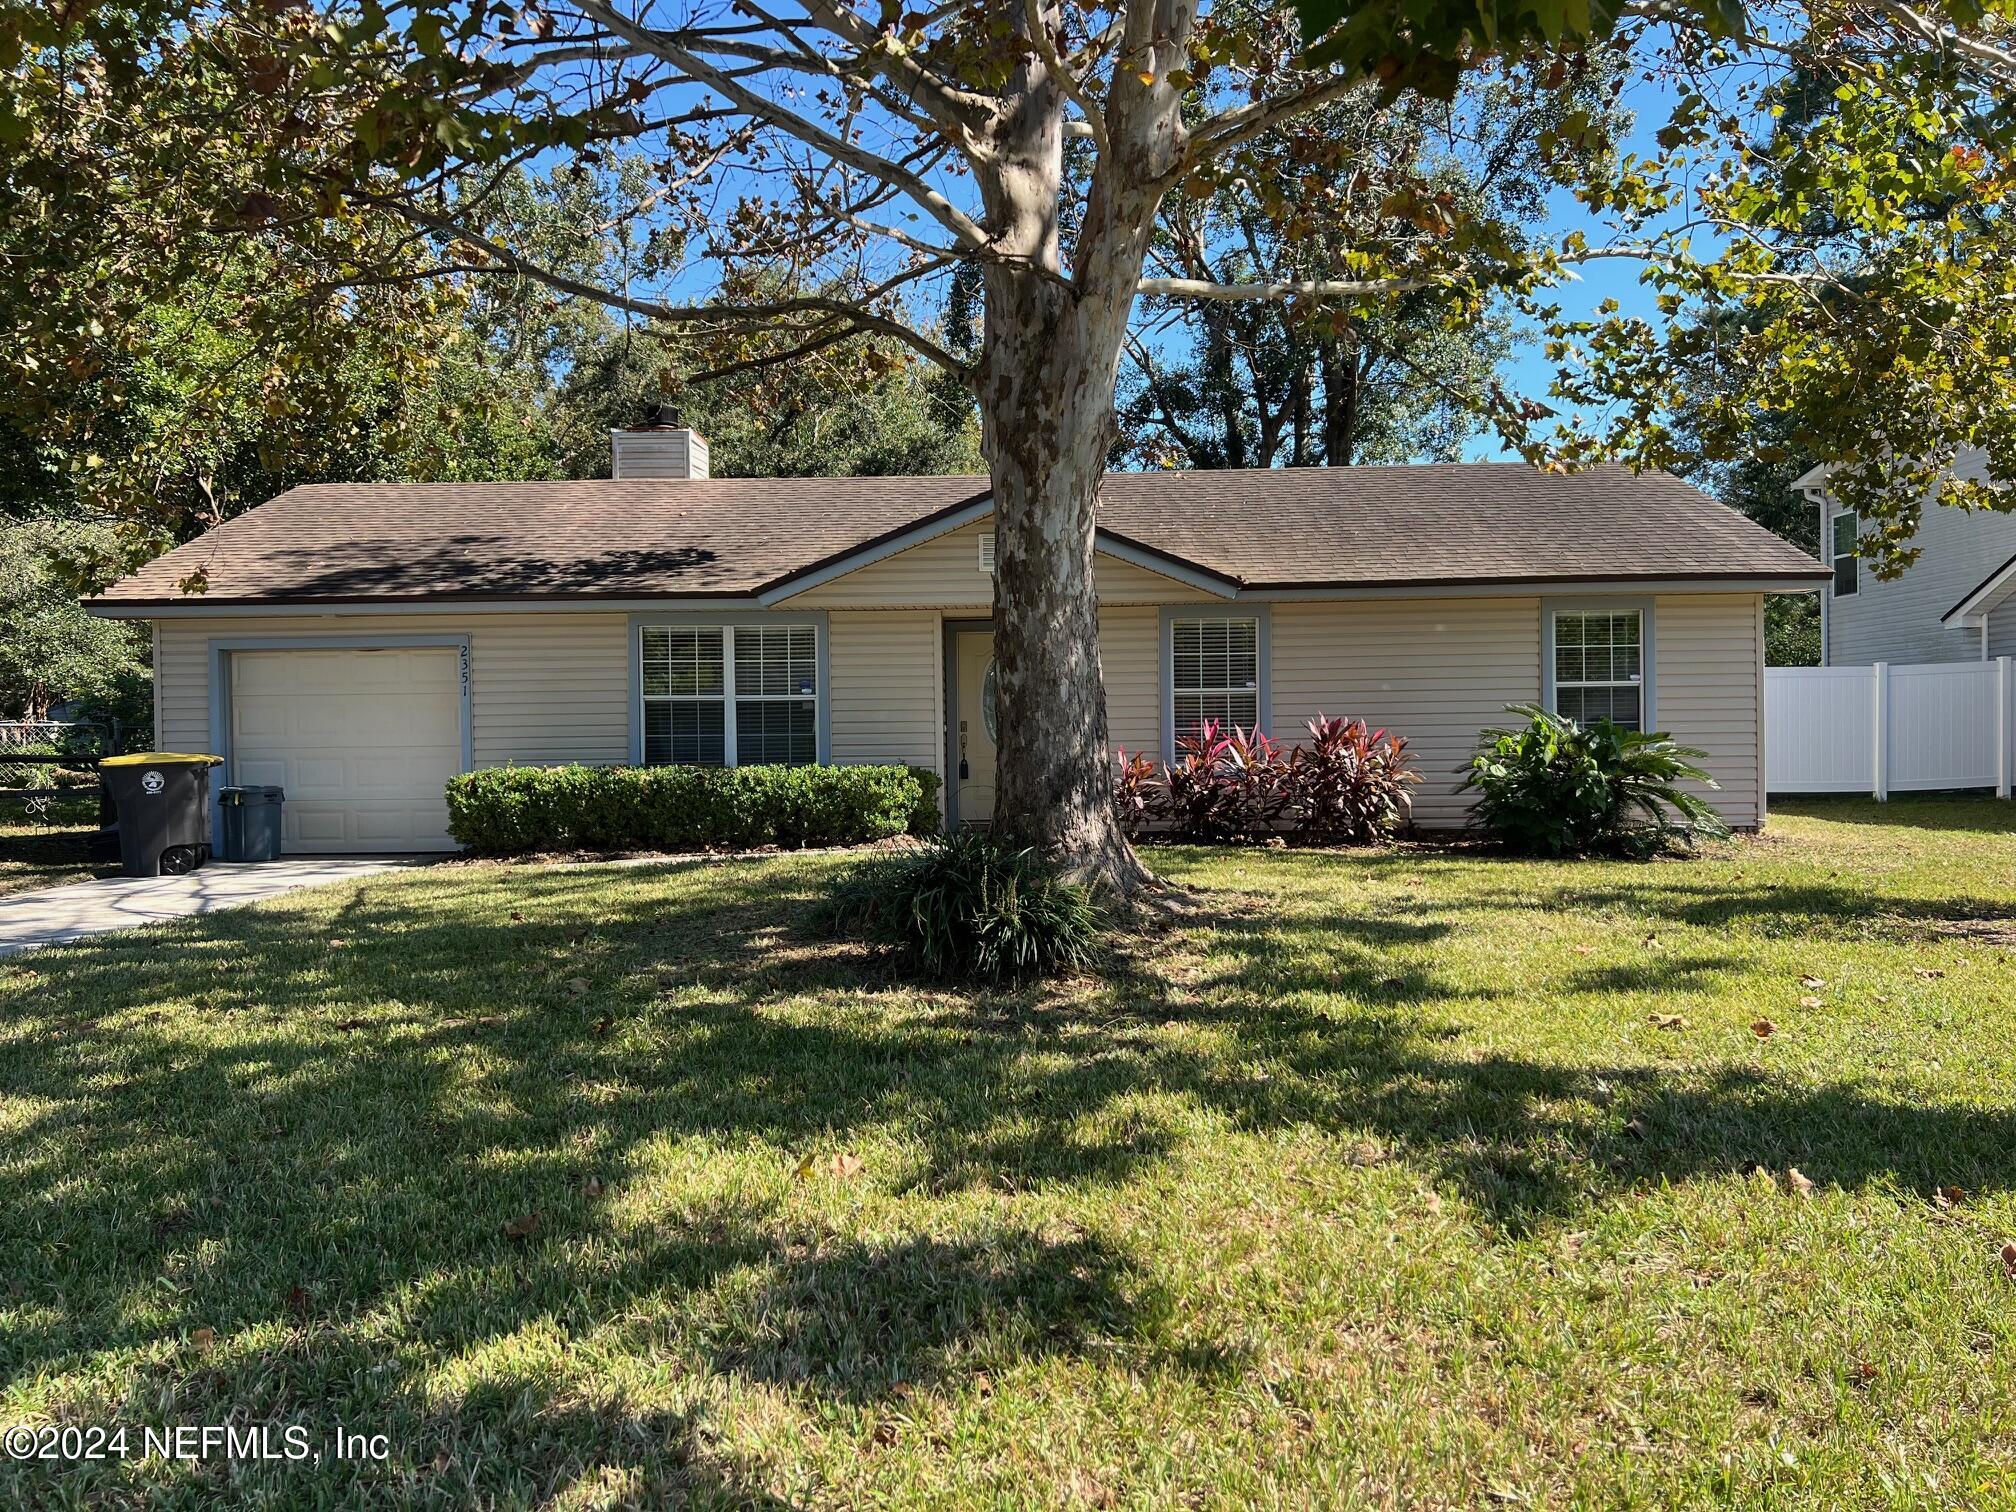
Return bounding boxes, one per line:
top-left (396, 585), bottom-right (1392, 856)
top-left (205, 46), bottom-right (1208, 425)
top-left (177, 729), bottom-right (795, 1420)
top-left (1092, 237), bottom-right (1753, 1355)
top-left (954, 629), bottom-right (996, 826)
top-left (229, 648), bottom-right (462, 853)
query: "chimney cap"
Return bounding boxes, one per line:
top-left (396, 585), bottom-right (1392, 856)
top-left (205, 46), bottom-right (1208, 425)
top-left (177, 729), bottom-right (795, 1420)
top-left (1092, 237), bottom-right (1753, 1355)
top-left (632, 400), bottom-right (683, 431)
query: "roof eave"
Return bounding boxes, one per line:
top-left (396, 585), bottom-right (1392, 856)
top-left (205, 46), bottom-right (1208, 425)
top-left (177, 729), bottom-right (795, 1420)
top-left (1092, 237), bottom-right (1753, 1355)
top-left (1941, 549), bottom-right (2016, 626)
top-left (1236, 568), bottom-right (1831, 595)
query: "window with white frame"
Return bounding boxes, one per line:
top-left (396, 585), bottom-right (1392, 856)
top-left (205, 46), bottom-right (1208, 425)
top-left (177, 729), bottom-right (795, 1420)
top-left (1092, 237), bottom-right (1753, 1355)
top-left (1171, 616), bottom-right (1260, 739)
top-left (640, 623), bottom-right (817, 766)
top-left (1831, 510), bottom-right (1858, 597)
top-left (1552, 609), bottom-right (1643, 731)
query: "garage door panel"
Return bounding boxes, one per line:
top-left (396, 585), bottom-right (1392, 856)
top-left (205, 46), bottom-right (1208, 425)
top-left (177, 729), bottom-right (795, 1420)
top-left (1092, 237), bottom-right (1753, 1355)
top-left (230, 648), bottom-right (462, 853)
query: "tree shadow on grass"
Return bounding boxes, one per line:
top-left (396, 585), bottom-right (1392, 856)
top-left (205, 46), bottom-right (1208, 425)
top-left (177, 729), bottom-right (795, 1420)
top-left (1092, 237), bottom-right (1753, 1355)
top-left (4, 851), bottom-right (2016, 1496)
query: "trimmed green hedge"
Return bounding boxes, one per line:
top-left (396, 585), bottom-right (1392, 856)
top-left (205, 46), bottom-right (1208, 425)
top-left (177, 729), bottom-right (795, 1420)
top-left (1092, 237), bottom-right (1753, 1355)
top-left (445, 763), bottom-right (931, 855)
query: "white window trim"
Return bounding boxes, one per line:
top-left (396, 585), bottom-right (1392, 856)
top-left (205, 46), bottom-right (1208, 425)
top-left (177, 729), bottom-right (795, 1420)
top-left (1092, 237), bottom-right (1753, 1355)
top-left (1831, 509), bottom-right (1859, 597)
top-left (1540, 599), bottom-right (1656, 732)
top-left (628, 612), bottom-right (828, 767)
top-left (1159, 605), bottom-right (1270, 762)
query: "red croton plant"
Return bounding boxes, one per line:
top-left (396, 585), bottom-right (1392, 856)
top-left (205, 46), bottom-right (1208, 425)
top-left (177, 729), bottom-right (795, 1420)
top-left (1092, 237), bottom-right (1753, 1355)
top-left (1119, 716), bottom-right (1420, 845)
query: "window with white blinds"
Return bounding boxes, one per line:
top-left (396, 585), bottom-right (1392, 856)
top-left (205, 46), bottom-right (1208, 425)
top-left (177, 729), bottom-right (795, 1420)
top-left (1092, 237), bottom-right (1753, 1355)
top-left (640, 623), bottom-right (818, 766)
top-left (734, 625), bottom-right (818, 765)
top-left (1552, 609), bottom-right (1644, 731)
top-left (1171, 616), bottom-right (1260, 738)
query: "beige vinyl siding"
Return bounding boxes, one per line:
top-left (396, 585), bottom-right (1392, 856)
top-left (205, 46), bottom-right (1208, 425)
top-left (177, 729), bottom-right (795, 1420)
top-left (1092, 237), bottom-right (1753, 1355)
top-left (1654, 593), bottom-right (1762, 828)
top-left (152, 613), bottom-right (630, 769)
top-left (784, 518), bottom-right (1214, 608)
top-left (1271, 597), bottom-right (1542, 829)
top-left (1100, 605), bottom-right (1159, 759)
top-left (828, 611), bottom-right (941, 773)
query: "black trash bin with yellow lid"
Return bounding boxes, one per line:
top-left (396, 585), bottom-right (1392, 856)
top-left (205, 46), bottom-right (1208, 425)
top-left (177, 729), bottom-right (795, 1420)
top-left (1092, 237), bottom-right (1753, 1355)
top-left (99, 753), bottom-right (222, 877)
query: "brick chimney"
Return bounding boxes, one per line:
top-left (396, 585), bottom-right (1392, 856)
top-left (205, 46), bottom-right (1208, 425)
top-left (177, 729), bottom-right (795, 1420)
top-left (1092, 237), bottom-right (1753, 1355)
top-left (611, 402), bottom-right (710, 480)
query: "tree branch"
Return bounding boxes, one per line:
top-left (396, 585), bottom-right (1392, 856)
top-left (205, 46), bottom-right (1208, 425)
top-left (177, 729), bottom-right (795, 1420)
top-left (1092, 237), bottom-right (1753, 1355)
top-left (1023, 0), bottom-right (1110, 160)
top-left (570, 0), bottom-right (991, 250)
top-left (354, 192), bottom-right (977, 384)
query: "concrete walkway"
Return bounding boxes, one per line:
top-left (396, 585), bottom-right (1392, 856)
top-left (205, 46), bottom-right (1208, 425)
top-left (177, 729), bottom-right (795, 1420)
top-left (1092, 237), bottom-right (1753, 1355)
top-left (0, 858), bottom-right (414, 956)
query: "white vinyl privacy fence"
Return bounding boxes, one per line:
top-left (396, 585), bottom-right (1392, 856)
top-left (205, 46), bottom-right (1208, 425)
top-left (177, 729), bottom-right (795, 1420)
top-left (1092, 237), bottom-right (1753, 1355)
top-left (1765, 659), bottom-right (2015, 798)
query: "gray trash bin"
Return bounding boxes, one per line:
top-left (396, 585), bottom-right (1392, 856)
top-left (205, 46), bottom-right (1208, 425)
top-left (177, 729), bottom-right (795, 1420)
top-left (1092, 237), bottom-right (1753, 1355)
top-left (219, 785), bottom-right (286, 862)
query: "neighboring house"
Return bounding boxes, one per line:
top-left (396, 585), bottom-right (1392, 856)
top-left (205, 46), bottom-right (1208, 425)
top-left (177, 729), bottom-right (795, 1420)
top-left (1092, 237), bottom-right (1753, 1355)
top-left (86, 424), bottom-right (1825, 853)
top-left (1797, 449), bottom-right (2016, 666)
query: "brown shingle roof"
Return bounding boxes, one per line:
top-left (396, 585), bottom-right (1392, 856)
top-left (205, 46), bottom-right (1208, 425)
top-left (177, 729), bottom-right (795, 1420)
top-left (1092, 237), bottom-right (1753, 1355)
top-left (91, 463), bottom-right (1823, 607)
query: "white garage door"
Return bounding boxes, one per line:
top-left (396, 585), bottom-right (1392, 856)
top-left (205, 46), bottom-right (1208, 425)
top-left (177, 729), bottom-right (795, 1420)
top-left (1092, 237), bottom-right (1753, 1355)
top-left (229, 648), bottom-right (462, 853)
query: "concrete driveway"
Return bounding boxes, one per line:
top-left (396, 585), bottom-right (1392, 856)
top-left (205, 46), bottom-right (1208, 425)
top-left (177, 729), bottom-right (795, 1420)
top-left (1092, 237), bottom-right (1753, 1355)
top-left (0, 858), bottom-right (416, 956)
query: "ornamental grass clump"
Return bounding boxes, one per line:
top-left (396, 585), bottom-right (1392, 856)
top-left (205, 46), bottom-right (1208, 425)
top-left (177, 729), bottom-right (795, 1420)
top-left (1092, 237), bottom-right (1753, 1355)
top-left (1459, 703), bottom-right (1729, 857)
top-left (819, 828), bottom-right (1103, 983)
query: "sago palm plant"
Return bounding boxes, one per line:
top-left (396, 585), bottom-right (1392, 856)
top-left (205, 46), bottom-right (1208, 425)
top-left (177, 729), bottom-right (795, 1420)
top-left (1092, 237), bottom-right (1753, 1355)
top-left (1459, 703), bottom-right (1730, 856)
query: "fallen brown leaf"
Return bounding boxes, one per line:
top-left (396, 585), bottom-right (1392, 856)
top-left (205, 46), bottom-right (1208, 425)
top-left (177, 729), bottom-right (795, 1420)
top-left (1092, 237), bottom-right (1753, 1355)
top-left (1798, 995), bottom-right (1823, 1009)
top-left (501, 1212), bottom-right (541, 1240)
top-left (1623, 1117), bottom-right (1647, 1140)
top-left (1799, 975), bottom-right (1827, 990)
top-left (1421, 1189), bottom-right (1443, 1214)
top-left (1648, 1012), bottom-right (1688, 1031)
top-left (829, 1151), bottom-right (865, 1180)
top-left (1572, 944), bottom-right (1596, 956)
top-left (190, 1326), bottom-right (217, 1351)
top-left (334, 1017), bottom-right (368, 1032)
top-left (432, 1448), bottom-right (454, 1474)
top-left (1750, 1018), bottom-right (1777, 1039)
top-left (2001, 1240), bottom-right (2016, 1279)
top-left (566, 977), bottom-right (591, 995)
top-left (1915, 968), bottom-right (1946, 980)
top-left (1786, 1167), bottom-right (1816, 1198)
top-left (584, 1176), bottom-right (605, 1198)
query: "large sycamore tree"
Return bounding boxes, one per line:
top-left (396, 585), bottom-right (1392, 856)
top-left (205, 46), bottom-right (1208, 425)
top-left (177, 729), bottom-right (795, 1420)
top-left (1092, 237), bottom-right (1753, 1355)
top-left (7, 0), bottom-right (2016, 894)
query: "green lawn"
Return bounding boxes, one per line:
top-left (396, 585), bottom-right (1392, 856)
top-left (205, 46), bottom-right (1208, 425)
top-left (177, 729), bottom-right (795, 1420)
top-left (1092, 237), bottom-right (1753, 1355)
top-left (5, 799), bottom-right (2016, 1506)
top-left (0, 796), bottom-right (110, 897)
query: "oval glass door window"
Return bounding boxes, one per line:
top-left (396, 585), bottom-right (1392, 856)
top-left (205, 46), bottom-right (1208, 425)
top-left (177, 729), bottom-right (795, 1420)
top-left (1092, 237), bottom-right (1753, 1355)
top-left (981, 658), bottom-right (999, 744)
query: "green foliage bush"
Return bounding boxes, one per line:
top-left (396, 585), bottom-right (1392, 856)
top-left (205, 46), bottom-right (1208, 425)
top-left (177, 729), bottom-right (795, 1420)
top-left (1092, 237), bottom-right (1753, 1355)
top-left (1459, 704), bottom-right (1730, 857)
top-left (445, 763), bottom-right (924, 854)
top-left (819, 829), bottom-right (1103, 982)
top-left (904, 765), bottom-right (943, 836)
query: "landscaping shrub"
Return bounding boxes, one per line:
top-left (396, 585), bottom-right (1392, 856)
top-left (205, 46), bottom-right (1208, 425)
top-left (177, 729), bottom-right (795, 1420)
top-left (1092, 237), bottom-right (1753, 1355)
top-left (904, 765), bottom-right (943, 836)
top-left (1112, 749), bottom-right (1159, 838)
top-left (1159, 721), bottom-right (1292, 841)
top-left (1117, 716), bottom-right (1420, 844)
top-left (1288, 716), bottom-right (1421, 842)
top-left (1458, 703), bottom-right (1730, 856)
top-left (445, 763), bottom-right (922, 854)
top-left (819, 828), bottom-right (1102, 981)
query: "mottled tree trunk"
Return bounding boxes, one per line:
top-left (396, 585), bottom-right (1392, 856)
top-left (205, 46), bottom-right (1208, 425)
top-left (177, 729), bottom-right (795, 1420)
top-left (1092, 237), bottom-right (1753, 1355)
top-left (974, 0), bottom-right (1192, 899)
top-left (1289, 363), bottom-right (1314, 467)
top-left (1320, 323), bottom-right (1361, 466)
